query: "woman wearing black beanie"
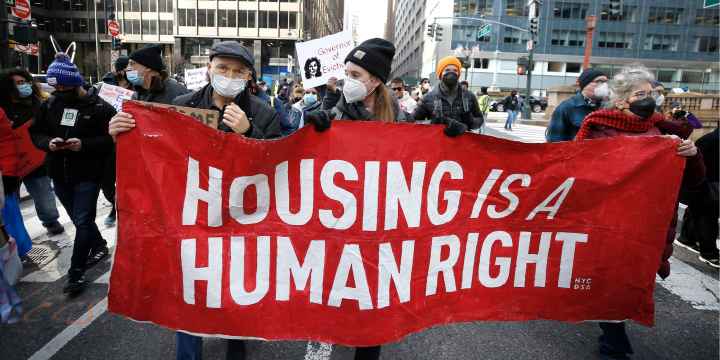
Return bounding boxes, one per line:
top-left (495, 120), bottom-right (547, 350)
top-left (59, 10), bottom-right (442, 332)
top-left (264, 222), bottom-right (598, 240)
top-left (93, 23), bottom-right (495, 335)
top-left (305, 38), bottom-right (405, 129)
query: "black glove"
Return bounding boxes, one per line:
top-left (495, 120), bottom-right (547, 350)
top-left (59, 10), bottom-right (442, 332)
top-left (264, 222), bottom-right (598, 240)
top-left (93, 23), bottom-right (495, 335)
top-left (444, 118), bottom-right (468, 137)
top-left (305, 111), bottom-right (332, 132)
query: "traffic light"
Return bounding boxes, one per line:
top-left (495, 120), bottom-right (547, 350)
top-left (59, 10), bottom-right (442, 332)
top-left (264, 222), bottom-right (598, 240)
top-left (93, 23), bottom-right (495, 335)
top-left (435, 25), bottom-right (443, 42)
top-left (426, 24), bottom-right (435, 39)
top-left (517, 65), bottom-right (527, 75)
top-left (529, 17), bottom-right (539, 37)
top-left (517, 56), bottom-right (529, 75)
top-left (609, 0), bottom-right (622, 15)
top-left (111, 37), bottom-right (122, 50)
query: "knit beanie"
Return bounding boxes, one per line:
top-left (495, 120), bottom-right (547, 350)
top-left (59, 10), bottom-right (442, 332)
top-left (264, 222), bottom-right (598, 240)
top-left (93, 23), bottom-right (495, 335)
top-left (578, 68), bottom-right (606, 90)
top-left (46, 53), bottom-right (83, 87)
top-left (344, 38), bottom-right (395, 83)
top-left (436, 56), bottom-right (463, 79)
top-left (114, 56), bottom-right (130, 72)
top-left (129, 45), bottom-right (165, 71)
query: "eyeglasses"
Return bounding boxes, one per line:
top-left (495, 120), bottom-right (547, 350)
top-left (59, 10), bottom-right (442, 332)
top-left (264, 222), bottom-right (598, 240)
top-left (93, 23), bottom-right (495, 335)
top-left (391, 87), bottom-right (404, 92)
top-left (213, 64), bottom-right (252, 78)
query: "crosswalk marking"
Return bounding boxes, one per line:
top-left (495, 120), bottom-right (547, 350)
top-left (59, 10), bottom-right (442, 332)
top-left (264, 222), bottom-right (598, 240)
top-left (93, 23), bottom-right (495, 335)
top-left (485, 122), bottom-right (547, 143)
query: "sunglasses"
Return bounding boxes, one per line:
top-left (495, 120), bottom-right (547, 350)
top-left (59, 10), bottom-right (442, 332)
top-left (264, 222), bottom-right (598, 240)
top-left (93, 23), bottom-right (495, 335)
top-left (391, 87), bottom-right (404, 91)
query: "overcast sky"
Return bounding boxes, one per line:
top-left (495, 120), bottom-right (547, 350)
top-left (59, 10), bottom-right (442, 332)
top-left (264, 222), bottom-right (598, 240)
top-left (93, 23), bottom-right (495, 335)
top-left (348, 0), bottom-right (388, 42)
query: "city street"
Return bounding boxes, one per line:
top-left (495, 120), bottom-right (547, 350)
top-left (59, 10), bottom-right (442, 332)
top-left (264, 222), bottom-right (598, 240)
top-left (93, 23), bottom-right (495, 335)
top-left (2, 125), bottom-right (717, 360)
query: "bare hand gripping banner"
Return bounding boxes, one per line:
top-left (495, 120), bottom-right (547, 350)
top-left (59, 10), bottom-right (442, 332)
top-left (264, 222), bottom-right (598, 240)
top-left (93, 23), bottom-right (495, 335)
top-left (109, 101), bottom-right (685, 346)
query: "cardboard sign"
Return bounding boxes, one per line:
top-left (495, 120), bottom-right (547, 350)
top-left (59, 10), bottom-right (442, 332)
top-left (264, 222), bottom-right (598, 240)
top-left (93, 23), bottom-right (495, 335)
top-left (98, 83), bottom-right (135, 112)
top-left (295, 31), bottom-right (354, 88)
top-left (109, 102), bottom-right (685, 346)
top-left (131, 101), bottom-right (219, 129)
top-left (184, 68), bottom-right (209, 91)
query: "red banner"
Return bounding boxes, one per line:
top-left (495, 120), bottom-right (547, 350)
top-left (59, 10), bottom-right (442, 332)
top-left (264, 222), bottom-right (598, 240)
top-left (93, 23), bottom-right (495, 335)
top-left (109, 101), bottom-right (685, 346)
top-left (0, 114), bottom-right (45, 178)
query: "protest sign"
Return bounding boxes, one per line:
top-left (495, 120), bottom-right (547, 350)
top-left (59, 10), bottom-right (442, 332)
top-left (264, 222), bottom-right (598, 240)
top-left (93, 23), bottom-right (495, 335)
top-left (184, 67), bottom-right (209, 91)
top-left (295, 31), bottom-right (354, 88)
top-left (98, 83), bottom-right (135, 112)
top-left (131, 101), bottom-right (219, 129)
top-left (110, 102), bottom-right (684, 346)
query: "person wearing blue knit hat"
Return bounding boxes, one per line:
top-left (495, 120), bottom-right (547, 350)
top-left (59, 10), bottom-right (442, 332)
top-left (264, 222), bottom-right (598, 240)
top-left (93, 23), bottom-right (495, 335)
top-left (30, 52), bottom-right (117, 295)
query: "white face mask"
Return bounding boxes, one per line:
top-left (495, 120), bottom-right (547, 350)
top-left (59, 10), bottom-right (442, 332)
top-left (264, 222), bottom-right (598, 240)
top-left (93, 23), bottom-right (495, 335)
top-left (655, 94), bottom-right (665, 107)
top-left (343, 77), bottom-right (369, 103)
top-left (212, 74), bottom-right (247, 98)
top-left (593, 82), bottom-right (610, 100)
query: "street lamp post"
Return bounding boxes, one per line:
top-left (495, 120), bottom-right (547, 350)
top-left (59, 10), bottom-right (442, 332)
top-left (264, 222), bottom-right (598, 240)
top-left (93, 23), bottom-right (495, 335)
top-left (93, 0), bottom-right (101, 82)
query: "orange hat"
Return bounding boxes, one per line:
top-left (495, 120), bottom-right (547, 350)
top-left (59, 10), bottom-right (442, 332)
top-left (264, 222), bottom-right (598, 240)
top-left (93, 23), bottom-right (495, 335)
top-left (436, 56), bottom-right (462, 79)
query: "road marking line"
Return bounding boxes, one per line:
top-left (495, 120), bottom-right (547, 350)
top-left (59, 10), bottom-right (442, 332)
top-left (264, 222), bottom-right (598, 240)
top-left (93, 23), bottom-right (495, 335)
top-left (28, 297), bottom-right (108, 360)
top-left (304, 341), bottom-right (333, 360)
top-left (658, 257), bottom-right (719, 311)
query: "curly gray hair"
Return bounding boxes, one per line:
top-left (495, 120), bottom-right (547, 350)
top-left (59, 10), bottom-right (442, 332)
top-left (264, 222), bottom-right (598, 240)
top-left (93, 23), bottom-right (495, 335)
top-left (606, 64), bottom-right (655, 108)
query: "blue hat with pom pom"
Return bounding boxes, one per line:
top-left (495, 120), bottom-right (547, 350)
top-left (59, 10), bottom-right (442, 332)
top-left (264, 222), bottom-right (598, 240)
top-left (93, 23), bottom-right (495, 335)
top-left (47, 53), bottom-right (83, 87)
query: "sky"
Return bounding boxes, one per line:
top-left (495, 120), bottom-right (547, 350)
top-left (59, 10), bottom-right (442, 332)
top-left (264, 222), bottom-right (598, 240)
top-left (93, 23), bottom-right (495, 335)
top-left (347, 0), bottom-right (388, 42)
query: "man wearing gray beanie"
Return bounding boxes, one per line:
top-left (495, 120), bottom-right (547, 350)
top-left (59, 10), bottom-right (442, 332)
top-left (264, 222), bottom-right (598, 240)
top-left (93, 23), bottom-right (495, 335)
top-left (546, 67), bottom-right (608, 142)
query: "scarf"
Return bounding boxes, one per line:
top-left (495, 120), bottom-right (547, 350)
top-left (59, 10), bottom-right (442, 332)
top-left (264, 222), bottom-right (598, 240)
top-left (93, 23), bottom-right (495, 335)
top-left (575, 108), bottom-right (665, 141)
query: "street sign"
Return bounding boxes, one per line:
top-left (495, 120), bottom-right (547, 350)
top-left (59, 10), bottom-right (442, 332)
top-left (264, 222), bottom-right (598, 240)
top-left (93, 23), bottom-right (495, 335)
top-left (477, 24), bottom-right (491, 38)
top-left (11, 0), bottom-right (31, 21)
top-left (108, 19), bottom-right (121, 37)
top-left (704, 0), bottom-right (719, 8)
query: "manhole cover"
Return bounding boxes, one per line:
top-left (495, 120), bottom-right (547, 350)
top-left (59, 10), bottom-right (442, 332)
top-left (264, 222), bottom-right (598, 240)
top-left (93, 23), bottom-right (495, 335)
top-left (25, 245), bottom-right (54, 266)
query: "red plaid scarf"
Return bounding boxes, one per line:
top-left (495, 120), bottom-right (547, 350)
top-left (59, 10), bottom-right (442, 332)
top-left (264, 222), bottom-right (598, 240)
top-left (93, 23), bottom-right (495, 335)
top-left (575, 109), bottom-right (665, 141)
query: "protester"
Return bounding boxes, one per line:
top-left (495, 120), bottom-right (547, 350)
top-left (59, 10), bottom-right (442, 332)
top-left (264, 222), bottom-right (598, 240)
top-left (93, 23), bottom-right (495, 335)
top-left (101, 56), bottom-right (131, 89)
top-left (410, 88), bottom-right (421, 102)
top-left (30, 53), bottom-right (115, 294)
top-left (0, 108), bottom-right (33, 259)
top-left (321, 76), bottom-right (342, 110)
top-left (502, 90), bottom-right (521, 131)
top-left (282, 86), bottom-right (322, 135)
top-left (419, 77), bottom-right (431, 97)
top-left (677, 127), bottom-right (719, 268)
top-left (575, 64), bottom-right (706, 359)
top-left (412, 56), bottom-right (483, 135)
top-left (658, 101), bottom-right (704, 140)
top-left (256, 80), bottom-right (272, 105)
top-left (460, 80), bottom-right (469, 92)
top-left (476, 86), bottom-right (491, 119)
top-left (126, 45), bottom-right (189, 103)
top-left (546, 68), bottom-right (608, 142)
top-left (111, 40), bottom-right (281, 360)
top-left (390, 77), bottom-right (417, 114)
top-left (652, 80), bottom-right (666, 113)
top-left (0, 68), bottom-right (65, 236)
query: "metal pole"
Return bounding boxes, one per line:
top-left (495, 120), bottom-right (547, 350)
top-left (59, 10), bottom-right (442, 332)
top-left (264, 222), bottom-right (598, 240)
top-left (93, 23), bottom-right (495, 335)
top-left (522, 46), bottom-right (533, 120)
top-left (94, 0), bottom-right (101, 82)
top-left (582, 15), bottom-right (596, 70)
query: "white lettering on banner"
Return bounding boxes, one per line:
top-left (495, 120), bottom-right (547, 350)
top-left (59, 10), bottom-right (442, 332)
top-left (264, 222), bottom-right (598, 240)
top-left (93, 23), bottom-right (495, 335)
top-left (182, 157), bottom-right (222, 227)
top-left (426, 161), bottom-right (463, 226)
top-left (384, 162), bottom-right (427, 230)
top-left (470, 169), bottom-right (503, 218)
top-left (487, 174), bottom-right (531, 219)
top-left (526, 178), bottom-right (576, 220)
top-left (275, 160), bottom-right (314, 226)
top-left (362, 161), bottom-right (381, 232)
top-left (178, 233), bottom-right (588, 310)
top-left (229, 174), bottom-right (271, 225)
top-left (319, 160), bottom-right (358, 230)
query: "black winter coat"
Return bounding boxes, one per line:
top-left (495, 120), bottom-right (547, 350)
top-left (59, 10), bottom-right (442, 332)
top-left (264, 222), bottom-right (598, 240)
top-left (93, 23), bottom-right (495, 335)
top-left (412, 84), bottom-right (483, 129)
top-left (29, 93), bottom-right (115, 184)
top-left (132, 78), bottom-right (190, 105)
top-left (173, 84), bottom-right (282, 139)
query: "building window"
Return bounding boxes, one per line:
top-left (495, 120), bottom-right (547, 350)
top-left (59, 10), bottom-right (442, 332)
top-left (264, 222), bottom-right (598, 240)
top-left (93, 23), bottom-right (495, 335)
top-left (553, 2), bottom-right (588, 19)
top-left (566, 63), bottom-right (582, 73)
top-left (551, 30), bottom-right (584, 47)
top-left (503, 27), bottom-right (528, 44)
top-left (598, 32), bottom-right (633, 49)
top-left (142, 19), bottom-right (157, 34)
top-left (695, 8), bottom-right (720, 26)
top-left (505, 0), bottom-right (527, 17)
top-left (160, 20), bottom-right (173, 35)
top-left (259, 11), bottom-right (278, 28)
top-left (130, 0), bottom-right (140, 12)
top-left (219, 9), bottom-right (237, 28)
top-left (693, 36), bottom-right (719, 52)
top-left (643, 34), bottom-right (679, 51)
top-left (239, 10), bottom-right (256, 28)
top-left (600, 5), bottom-right (638, 22)
top-left (547, 62), bottom-right (564, 72)
top-left (197, 9), bottom-right (216, 27)
top-left (159, 0), bottom-right (173, 12)
top-left (178, 8), bottom-right (196, 27)
top-left (682, 71), bottom-right (704, 83)
top-left (656, 70), bottom-right (675, 83)
top-left (473, 58), bottom-right (490, 69)
top-left (647, 7), bottom-right (684, 24)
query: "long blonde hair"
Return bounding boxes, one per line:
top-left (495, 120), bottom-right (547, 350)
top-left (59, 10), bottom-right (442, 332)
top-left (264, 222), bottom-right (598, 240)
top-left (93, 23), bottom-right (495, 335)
top-left (372, 84), bottom-right (396, 123)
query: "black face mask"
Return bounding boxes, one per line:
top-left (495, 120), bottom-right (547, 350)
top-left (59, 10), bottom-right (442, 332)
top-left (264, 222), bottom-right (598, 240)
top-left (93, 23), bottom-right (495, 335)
top-left (53, 89), bottom-right (78, 103)
top-left (673, 110), bottom-right (687, 119)
top-left (442, 72), bottom-right (459, 88)
top-left (628, 97), bottom-right (656, 119)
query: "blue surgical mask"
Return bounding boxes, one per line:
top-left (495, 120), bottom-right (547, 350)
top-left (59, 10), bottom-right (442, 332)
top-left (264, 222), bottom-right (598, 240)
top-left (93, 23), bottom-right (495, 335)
top-left (126, 70), bottom-right (143, 86)
top-left (303, 93), bottom-right (317, 106)
top-left (16, 83), bottom-right (33, 98)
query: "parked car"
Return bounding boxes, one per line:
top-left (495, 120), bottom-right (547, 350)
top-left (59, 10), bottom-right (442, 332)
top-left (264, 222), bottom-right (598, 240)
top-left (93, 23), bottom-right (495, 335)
top-left (490, 96), bottom-right (548, 113)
